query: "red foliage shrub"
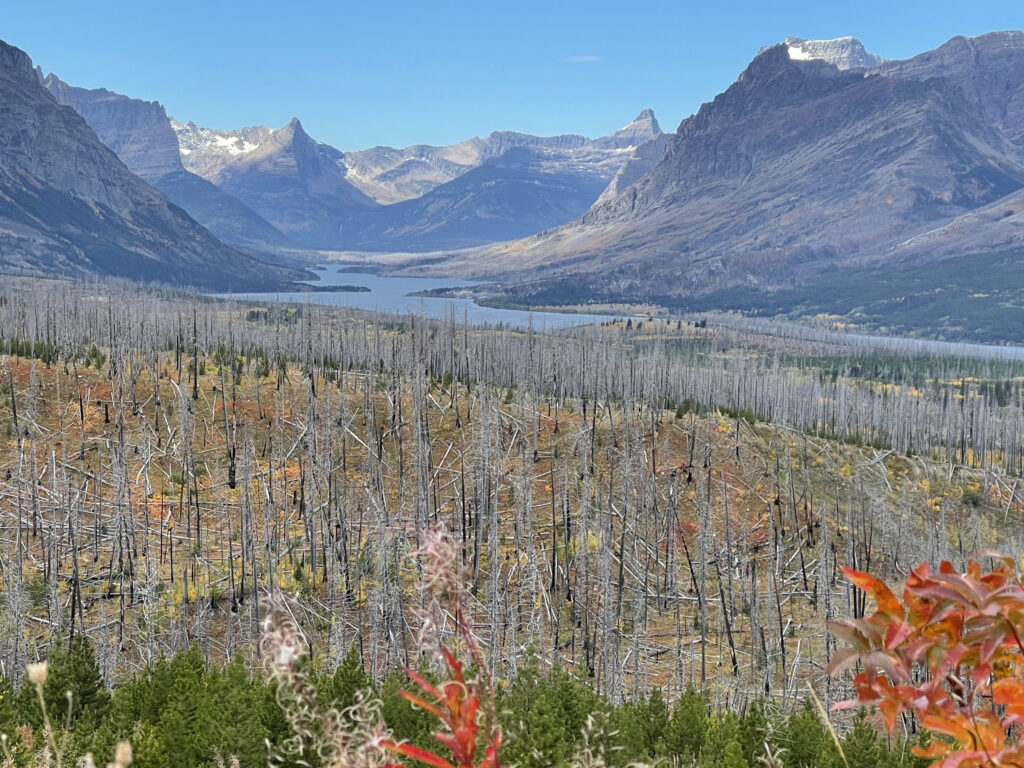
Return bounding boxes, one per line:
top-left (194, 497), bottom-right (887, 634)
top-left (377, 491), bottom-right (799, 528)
top-left (829, 554), bottom-right (1024, 768)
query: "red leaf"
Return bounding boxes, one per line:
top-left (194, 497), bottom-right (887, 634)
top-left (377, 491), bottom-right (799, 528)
top-left (387, 742), bottom-right (457, 768)
top-left (842, 566), bottom-right (904, 615)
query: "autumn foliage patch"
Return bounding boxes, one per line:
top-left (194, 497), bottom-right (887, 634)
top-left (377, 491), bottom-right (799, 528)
top-left (830, 553), bottom-right (1024, 768)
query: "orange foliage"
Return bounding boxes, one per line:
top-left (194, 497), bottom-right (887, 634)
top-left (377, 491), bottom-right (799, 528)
top-left (830, 554), bottom-right (1024, 768)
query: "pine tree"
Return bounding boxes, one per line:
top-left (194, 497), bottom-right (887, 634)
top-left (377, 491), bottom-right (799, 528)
top-left (317, 645), bottom-right (373, 714)
top-left (720, 738), bottom-right (750, 768)
top-left (637, 689), bottom-right (669, 759)
top-left (131, 721), bottom-right (170, 768)
top-left (0, 674), bottom-right (21, 750)
top-left (497, 660), bottom-right (606, 768)
top-left (700, 711), bottom-right (742, 768)
top-left (208, 656), bottom-right (268, 768)
top-left (841, 711), bottom-right (891, 768)
top-left (738, 699), bottom-right (771, 766)
top-left (608, 701), bottom-right (645, 766)
top-left (158, 647), bottom-right (211, 768)
top-left (664, 685), bottom-right (709, 763)
top-left (380, 667), bottom-right (436, 752)
top-left (781, 701), bottom-right (836, 768)
top-left (17, 636), bottom-right (110, 733)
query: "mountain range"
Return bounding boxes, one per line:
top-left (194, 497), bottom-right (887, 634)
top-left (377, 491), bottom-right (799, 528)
top-left (0, 40), bottom-right (304, 289)
top-left (4, 30), bottom-right (1024, 338)
top-left (171, 111), bottom-right (661, 250)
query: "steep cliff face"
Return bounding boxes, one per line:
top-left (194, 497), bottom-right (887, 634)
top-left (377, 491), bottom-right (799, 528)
top-left (43, 75), bottom-right (292, 250)
top-left (595, 132), bottom-right (671, 204)
top-left (42, 74), bottom-right (184, 178)
top-left (0, 40), bottom-right (303, 289)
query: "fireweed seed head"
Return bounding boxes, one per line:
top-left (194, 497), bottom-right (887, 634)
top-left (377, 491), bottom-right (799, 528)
top-left (114, 742), bottom-right (132, 768)
top-left (26, 661), bottom-right (47, 686)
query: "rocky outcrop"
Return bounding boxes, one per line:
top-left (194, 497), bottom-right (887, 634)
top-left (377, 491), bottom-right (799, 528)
top-left (595, 132), bottom-right (671, 203)
top-left (42, 74), bottom-right (183, 179)
top-left (0, 39), bottom-right (303, 289)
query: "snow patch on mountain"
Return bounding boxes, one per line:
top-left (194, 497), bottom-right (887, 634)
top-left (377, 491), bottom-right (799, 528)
top-left (171, 119), bottom-right (276, 176)
top-left (780, 36), bottom-right (884, 70)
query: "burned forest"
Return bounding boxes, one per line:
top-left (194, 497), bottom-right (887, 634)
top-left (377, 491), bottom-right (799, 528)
top-left (1, 279), bottom-right (1023, 718)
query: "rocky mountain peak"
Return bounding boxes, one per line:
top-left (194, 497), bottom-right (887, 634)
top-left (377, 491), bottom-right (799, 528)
top-left (874, 30), bottom-right (1024, 143)
top-left (619, 108), bottom-right (661, 139)
top-left (632, 108), bottom-right (660, 131)
top-left (282, 117), bottom-right (305, 136)
top-left (0, 37), bottom-right (301, 288)
top-left (782, 36), bottom-right (884, 69)
top-left (592, 109), bottom-right (662, 150)
top-left (744, 43), bottom-right (850, 80)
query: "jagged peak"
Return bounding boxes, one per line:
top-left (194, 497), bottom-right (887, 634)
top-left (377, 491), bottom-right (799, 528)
top-left (625, 108), bottom-right (660, 134)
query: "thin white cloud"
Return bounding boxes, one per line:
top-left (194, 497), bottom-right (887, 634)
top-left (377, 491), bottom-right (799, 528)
top-left (564, 55), bottom-right (602, 63)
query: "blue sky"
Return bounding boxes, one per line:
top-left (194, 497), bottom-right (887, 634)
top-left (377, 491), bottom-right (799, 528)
top-left (4, 0), bottom-right (1023, 150)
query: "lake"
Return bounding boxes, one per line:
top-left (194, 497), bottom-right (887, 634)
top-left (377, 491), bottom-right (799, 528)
top-left (218, 268), bottom-right (635, 329)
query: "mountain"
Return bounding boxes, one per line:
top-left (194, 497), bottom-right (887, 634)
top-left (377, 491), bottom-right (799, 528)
top-left (592, 108), bottom-right (662, 149)
top-left (174, 121), bottom-right (276, 178)
top-left (466, 35), bottom-right (1024, 306)
top-left (340, 137), bottom-right (495, 204)
top-left (176, 111), bottom-right (661, 250)
top-left (332, 112), bottom-right (662, 251)
top-left (0, 40), bottom-right (303, 289)
top-left (42, 75), bottom-right (293, 251)
top-left (176, 118), bottom-right (378, 247)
